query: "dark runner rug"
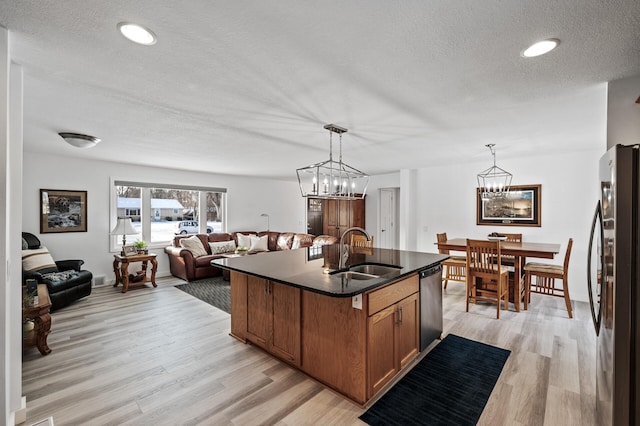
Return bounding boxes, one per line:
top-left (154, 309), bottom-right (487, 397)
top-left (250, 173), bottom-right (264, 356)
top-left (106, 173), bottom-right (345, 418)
top-left (360, 334), bottom-right (510, 426)
top-left (175, 277), bottom-right (231, 314)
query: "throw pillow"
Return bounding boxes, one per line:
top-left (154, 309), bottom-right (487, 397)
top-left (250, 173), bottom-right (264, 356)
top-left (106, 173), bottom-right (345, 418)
top-left (276, 233), bottom-right (294, 250)
top-left (209, 240), bottom-right (236, 255)
top-left (292, 234), bottom-right (313, 249)
top-left (237, 233), bottom-right (255, 249)
top-left (41, 270), bottom-right (79, 282)
top-left (249, 234), bottom-right (269, 252)
top-left (179, 235), bottom-right (208, 258)
top-left (22, 246), bottom-right (58, 274)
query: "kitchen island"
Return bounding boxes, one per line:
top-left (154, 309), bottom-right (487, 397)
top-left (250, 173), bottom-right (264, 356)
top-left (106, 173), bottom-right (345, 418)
top-left (212, 244), bottom-right (448, 405)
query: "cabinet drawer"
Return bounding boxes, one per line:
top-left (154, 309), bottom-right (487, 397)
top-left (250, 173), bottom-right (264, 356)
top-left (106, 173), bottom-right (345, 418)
top-left (368, 274), bottom-right (419, 316)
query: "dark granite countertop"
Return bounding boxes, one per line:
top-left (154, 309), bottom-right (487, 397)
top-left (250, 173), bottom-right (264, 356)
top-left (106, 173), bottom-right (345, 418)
top-left (211, 244), bottom-right (449, 297)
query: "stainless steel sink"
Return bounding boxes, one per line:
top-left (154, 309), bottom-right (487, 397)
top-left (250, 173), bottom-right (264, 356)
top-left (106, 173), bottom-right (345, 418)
top-left (348, 264), bottom-right (401, 276)
top-left (333, 271), bottom-right (380, 280)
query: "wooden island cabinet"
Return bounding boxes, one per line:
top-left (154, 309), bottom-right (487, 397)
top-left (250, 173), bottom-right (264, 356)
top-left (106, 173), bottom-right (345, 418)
top-left (367, 275), bottom-right (419, 396)
top-left (231, 272), bottom-right (301, 366)
top-left (230, 270), bottom-right (420, 405)
top-left (217, 247), bottom-right (447, 405)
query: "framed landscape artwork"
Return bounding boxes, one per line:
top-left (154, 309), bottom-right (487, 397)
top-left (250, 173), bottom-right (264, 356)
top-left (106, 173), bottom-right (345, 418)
top-left (40, 189), bottom-right (88, 233)
top-left (476, 184), bottom-right (541, 227)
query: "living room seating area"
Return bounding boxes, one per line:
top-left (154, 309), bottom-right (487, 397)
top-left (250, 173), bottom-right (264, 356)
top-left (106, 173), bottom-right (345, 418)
top-left (165, 231), bottom-right (338, 281)
top-left (21, 232), bottom-right (93, 311)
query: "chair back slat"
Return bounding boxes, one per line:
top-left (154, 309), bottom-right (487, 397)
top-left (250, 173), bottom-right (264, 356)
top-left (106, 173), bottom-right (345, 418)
top-left (436, 232), bottom-right (450, 255)
top-left (563, 238), bottom-right (573, 273)
top-left (466, 239), bottom-right (502, 275)
top-left (351, 234), bottom-right (374, 248)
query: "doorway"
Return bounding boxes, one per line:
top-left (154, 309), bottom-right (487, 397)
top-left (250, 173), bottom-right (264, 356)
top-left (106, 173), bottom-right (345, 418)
top-left (379, 188), bottom-right (399, 249)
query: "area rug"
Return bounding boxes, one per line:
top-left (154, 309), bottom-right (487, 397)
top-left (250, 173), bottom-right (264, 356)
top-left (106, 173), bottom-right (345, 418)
top-left (174, 277), bottom-right (230, 314)
top-left (359, 334), bottom-right (510, 426)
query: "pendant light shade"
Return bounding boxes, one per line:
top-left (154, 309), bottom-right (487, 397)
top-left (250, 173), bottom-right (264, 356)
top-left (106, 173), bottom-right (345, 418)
top-left (477, 144), bottom-right (512, 199)
top-left (296, 124), bottom-right (369, 200)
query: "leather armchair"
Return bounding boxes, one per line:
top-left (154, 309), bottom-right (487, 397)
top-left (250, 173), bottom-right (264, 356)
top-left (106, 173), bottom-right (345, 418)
top-left (22, 232), bottom-right (92, 311)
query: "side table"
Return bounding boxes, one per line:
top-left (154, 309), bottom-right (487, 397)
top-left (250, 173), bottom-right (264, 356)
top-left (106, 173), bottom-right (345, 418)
top-left (113, 253), bottom-right (158, 293)
top-left (23, 284), bottom-right (52, 355)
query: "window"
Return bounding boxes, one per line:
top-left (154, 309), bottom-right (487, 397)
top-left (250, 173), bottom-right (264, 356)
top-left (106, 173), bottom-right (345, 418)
top-left (112, 180), bottom-right (226, 250)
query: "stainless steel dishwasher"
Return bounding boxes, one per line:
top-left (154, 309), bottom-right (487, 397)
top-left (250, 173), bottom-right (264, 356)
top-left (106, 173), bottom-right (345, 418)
top-left (420, 264), bottom-right (443, 351)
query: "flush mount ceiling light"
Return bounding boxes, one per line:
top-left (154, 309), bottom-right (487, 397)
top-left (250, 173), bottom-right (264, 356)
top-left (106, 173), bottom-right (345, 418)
top-left (521, 38), bottom-right (560, 58)
top-left (117, 22), bottom-right (157, 45)
top-left (477, 144), bottom-right (512, 199)
top-left (296, 124), bottom-right (369, 200)
top-left (59, 132), bottom-right (101, 149)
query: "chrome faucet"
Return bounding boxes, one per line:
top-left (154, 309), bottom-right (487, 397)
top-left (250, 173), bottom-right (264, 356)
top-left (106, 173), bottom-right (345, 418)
top-left (338, 227), bottom-right (372, 270)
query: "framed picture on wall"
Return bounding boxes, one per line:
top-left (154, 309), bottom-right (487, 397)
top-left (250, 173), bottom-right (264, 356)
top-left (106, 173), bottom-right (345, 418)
top-left (476, 184), bottom-right (541, 227)
top-left (40, 189), bottom-right (88, 233)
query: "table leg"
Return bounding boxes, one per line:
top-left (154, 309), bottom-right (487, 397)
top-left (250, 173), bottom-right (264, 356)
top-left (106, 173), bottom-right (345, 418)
top-left (513, 255), bottom-right (523, 312)
top-left (34, 312), bottom-right (52, 355)
top-left (150, 257), bottom-right (158, 287)
top-left (120, 261), bottom-right (130, 293)
top-left (113, 258), bottom-right (121, 287)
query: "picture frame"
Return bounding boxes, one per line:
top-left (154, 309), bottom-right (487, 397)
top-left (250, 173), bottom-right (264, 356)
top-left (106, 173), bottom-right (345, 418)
top-left (40, 189), bottom-right (88, 233)
top-left (476, 184), bottom-right (541, 227)
top-left (123, 245), bottom-right (137, 256)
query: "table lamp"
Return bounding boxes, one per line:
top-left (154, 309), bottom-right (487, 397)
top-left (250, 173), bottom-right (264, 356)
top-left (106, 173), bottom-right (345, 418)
top-left (110, 217), bottom-right (138, 255)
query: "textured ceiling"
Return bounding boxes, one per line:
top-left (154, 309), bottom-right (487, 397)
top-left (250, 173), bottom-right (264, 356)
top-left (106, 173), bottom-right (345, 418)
top-left (1, 1), bottom-right (639, 179)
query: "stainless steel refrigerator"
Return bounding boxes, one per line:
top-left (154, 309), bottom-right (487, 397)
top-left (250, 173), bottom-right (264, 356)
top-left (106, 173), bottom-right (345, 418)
top-left (588, 144), bottom-right (640, 425)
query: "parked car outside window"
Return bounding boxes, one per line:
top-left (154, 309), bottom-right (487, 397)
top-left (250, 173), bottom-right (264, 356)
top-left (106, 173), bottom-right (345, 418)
top-left (176, 221), bottom-right (214, 234)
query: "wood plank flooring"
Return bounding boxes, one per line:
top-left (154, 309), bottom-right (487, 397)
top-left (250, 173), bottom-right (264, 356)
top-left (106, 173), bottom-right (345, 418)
top-left (22, 277), bottom-right (597, 425)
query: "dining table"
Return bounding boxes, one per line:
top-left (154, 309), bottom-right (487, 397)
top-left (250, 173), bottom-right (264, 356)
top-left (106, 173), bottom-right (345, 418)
top-left (437, 237), bottom-right (561, 312)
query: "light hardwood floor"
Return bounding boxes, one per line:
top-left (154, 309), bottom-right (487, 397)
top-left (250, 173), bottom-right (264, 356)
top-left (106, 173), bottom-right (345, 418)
top-left (22, 276), bottom-right (597, 425)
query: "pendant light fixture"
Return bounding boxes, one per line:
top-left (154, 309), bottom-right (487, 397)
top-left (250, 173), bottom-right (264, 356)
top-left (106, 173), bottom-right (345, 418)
top-left (477, 144), bottom-right (512, 199)
top-left (296, 124), bottom-right (369, 200)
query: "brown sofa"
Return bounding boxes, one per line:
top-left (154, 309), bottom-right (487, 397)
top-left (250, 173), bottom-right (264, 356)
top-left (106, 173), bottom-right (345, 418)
top-left (165, 231), bottom-right (338, 282)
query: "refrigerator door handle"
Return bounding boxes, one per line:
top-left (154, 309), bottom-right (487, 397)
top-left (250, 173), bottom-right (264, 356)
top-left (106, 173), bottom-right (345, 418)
top-left (587, 200), bottom-right (604, 335)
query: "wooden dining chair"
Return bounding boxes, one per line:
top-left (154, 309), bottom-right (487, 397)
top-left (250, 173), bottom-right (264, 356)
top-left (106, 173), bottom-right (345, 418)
top-left (524, 238), bottom-right (573, 318)
top-left (466, 239), bottom-right (509, 319)
top-left (499, 233), bottom-right (522, 267)
top-left (436, 233), bottom-right (466, 289)
top-left (350, 234), bottom-right (374, 248)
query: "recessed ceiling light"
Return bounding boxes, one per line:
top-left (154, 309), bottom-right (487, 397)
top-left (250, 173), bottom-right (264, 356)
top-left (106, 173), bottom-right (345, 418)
top-left (117, 22), bottom-right (157, 45)
top-left (521, 39), bottom-right (559, 58)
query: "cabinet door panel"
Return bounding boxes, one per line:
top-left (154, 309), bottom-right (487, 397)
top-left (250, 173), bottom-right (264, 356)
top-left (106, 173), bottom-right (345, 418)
top-left (270, 282), bottom-right (301, 365)
top-left (396, 293), bottom-right (420, 369)
top-left (246, 276), bottom-right (270, 348)
top-left (368, 305), bottom-right (398, 396)
top-left (337, 199), bottom-right (350, 229)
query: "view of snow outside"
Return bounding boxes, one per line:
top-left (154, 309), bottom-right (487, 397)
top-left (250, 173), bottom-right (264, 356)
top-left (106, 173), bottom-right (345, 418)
top-left (129, 221), bottom-right (223, 244)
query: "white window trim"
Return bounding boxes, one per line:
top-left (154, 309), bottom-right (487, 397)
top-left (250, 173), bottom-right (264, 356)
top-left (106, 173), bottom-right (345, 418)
top-left (110, 177), bottom-right (227, 252)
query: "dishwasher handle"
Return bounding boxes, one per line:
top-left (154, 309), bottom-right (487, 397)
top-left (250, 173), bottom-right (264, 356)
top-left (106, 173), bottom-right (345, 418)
top-left (419, 264), bottom-right (442, 279)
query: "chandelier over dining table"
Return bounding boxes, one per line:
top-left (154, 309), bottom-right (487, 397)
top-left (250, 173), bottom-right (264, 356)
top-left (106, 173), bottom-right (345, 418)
top-left (297, 124), bottom-right (369, 200)
top-left (477, 143), bottom-right (512, 199)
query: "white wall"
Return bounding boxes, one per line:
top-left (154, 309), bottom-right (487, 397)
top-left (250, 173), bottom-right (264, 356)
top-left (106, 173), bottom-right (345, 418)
top-left (607, 74), bottom-right (640, 147)
top-left (365, 172), bottom-right (400, 246)
top-left (23, 152), bottom-right (306, 283)
top-left (362, 141), bottom-right (605, 302)
top-left (3, 26), bottom-right (25, 426)
top-left (408, 148), bottom-right (602, 302)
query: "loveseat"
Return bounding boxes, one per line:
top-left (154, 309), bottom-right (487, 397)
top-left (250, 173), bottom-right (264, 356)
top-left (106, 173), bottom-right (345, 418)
top-left (165, 231), bottom-right (338, 282)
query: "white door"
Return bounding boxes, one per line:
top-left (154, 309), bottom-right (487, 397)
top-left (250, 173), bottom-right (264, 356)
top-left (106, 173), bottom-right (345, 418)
top-left (379, 188), bottom-right (399, 249)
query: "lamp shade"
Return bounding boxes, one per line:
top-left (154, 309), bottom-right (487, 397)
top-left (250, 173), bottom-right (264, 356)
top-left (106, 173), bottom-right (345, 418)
top-left (110, 217), bottom-right (138, 235)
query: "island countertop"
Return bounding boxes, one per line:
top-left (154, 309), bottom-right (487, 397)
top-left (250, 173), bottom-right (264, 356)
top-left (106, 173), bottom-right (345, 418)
top-left (211, 245), bottom-right (449, 297)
